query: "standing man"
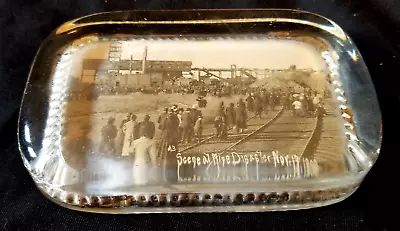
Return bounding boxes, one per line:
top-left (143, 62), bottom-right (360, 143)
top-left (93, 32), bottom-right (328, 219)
top-left (121, 114), bottom-right (138, 156)
top-left (138, 114), bottom-right (156, 139)
top-left (236, 99), bottom-right (247, 134)
top-left (246, 93), bottom-right (254, 112)
top-left (130, 126), bottom-right (158, 185)
top-left (158, 106), bottom-right (180, 183)
top-left (116, 113), bottom-right (132, 155)
top-left (193, 115), bottom-right (203, 143)
top-left (225, 103), bottom-right (236, 130)
top-left (99, 117), bottom-right (118, 155)
top-left (157, 107), bottom-right (169, 130)
top-left (180, 108), bottom-right (193, 144)
top-left (254, 94), bottom-right (263, 119)
top-left (189, 105), bottom-right (202, 141)
top-left (292, 100), bottom-right (303, 117)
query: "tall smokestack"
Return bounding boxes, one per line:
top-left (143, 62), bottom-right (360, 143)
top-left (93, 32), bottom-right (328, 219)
top-left (142, 46), bottom-right (148, 74)
top-left (129, 55), bottom-right (133, 74)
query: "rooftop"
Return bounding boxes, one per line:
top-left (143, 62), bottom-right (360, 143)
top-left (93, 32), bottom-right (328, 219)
top-left (82, 59), bottom-right (193, 72)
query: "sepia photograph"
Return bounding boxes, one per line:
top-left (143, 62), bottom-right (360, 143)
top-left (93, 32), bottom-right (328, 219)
top-left (55, 37), bottom-right (347, 193)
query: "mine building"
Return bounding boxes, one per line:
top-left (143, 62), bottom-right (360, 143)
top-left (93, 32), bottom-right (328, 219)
top-left (78, 41), bottom-right (323, 92)
top-left (80, 44), bottom-right (193, 88)
top-left (81, 59), bottom-right (192, 87)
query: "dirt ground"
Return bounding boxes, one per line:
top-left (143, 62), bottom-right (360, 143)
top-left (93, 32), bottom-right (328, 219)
top-left (63, 92), bottom-right (248, 146)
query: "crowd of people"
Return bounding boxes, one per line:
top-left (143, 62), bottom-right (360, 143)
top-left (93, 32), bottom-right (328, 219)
top-left (95, 81), bottom-right (265, 98)
top-left (69, 83), bottom-right (328, 185)
top-left (97, 86), bottom-right (327, 159)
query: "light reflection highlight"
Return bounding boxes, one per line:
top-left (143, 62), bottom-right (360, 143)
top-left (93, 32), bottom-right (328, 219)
top-left (24, 124), bottom-right (31, 143)
top-left (347, 49), bottom-right (358, 62)
top-left (27, 147), bottom-right (37, 158)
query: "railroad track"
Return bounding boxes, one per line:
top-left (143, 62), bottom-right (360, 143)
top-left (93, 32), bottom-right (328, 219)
top-left (303, 104), bottom-right (347, 174)
top-left (176, 107), bottom-right (322, 185)
top-left (217, 110), bottom-right (320, 156)
top-left (180, 105), bottom-right (320, 159)
top-left (299, 109), bottom-right (321, 159)
top-left (171, 98), bottom-right (350, 185)
top-left (217, 109), bottom-right (284, 155)
top-left (179, 107), bottom-right (284, 153)
top-left (180, 110), bottom-right (321, 156)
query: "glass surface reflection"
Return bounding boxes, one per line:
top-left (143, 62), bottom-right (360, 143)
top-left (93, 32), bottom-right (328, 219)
top-left (18, 9), bottom-right (381, 213)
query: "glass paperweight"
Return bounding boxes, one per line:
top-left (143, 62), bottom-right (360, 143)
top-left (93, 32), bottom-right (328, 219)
top-left (18, 9), bottom-right (382, 213)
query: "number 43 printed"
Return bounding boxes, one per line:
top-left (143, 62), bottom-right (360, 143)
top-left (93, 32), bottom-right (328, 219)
top-left (167, 145), bottom-right (177, 152)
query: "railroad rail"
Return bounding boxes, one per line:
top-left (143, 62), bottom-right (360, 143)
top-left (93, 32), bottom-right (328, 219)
top-left (179, 107), bottom-right (284, 153)
top-left (303, 103), bottom-right (347, 174)
top-left (214, 110), bottom-right (320, 156)
top-left (217, 109), bottom-right (284, 155)
top-left (300, 108), bottom-right (321, 159)
top-left (178, 108), bottom-right (323, 184)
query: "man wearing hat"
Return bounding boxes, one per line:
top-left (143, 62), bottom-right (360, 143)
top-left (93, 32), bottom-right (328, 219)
top-left (235, 99), bottom-right (247, 134)
top-left (137, 114), bottom-right (155, 139)
top-left (158, 106), bottom-right (180, 182)
top-left (157, 107), bottom-right (169, 131)
top-left (171, 105), bottom-right (178, 112)
top-left (121, 114), bottom-right (138, 156)
top-left (116, 113), bottom-right (132, 155)
top-left (99, 117), bottom-right (118, 155)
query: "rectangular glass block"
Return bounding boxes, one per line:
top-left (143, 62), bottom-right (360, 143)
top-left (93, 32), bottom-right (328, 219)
top-left (18, 9), bottom-right (382, 213)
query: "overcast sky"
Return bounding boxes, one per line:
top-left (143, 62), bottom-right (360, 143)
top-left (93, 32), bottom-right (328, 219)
top-left (120, 38), bottom-right (327, 70)
top-left (70, 38), bottom-right (327, 77)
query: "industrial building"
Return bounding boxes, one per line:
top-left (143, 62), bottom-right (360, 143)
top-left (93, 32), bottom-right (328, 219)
top-left (80, 43), bottom-right (192, 88)
top-left (78, 41), bottom-right (318, 90)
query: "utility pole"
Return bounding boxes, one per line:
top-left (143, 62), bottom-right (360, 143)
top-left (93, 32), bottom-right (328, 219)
top-left (142, 46), bottom-right (148, 74)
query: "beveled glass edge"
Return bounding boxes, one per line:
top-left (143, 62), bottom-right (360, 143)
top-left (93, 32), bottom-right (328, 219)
top-left (17, 9), bottom-right (382, 212)
top-left (39, 183), bottom-right (359, 214)
top-left (55, 8), bottom-right (348, 40)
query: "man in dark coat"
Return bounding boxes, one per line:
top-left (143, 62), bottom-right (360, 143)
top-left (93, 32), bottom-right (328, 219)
top-left (254, 95), bottom-right (263, 119)
top-left (157, 107), bottom-right (169, 130)
top-left (138, 114), bottom-right (156, 139)
top-left (158, 107), bottom-right (180, 162)
top-left (158, 107), bottom-right (180, 183)
top-left (246, 93), bottom-right (254, 112)
top-left (235, 99), bottom-right (247, 133)
top-left (99, 117), bottom-right (118, 154)
top-left (262, 91), bottom-right (269, 114)
top-left (225, 103), bottom-right (236, 129)
top-left (269, 90), bottom-right (276, 111)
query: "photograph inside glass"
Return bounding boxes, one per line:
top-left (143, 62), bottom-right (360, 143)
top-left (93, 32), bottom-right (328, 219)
top-left (18, 11), bottom-right (382, 213)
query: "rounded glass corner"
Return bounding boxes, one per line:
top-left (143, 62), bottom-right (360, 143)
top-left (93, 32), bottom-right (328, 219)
top-left (17, 9), bottom-right (381, 213)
